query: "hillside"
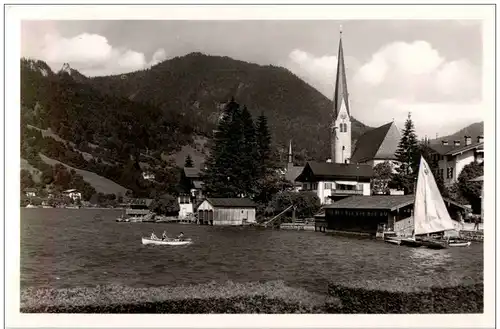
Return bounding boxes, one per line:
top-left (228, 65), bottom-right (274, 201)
top-left (38, 154), bottom-right (129, 195)
top-left (21, 58), bottom-right (196, 160)
top-left (431, 122), bottom-right (484, 144)
top-left (87, 52), bottom-right (371, 161)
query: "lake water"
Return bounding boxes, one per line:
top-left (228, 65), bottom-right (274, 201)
top-left (21, 208), bottom-right (483, 295)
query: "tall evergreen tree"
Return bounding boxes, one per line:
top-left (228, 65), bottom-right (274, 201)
top-left (392, 113), bottom-right (419, 194)
top-left (202, 98), bottom-right (243, 197)
top-left (255, 112), bottom-right (272, 176)
top-left (184, 154), bottom-right (194, 168)
top-left (240, 106), bottom-right (258, 196)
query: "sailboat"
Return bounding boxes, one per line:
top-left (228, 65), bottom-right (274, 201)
top-left (399, 156), bottom-right (471, 249)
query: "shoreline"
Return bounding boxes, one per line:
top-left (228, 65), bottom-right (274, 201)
top-left (20, 278), bottom-right (483, 314)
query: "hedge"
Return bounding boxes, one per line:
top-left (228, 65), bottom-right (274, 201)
top-left (327, 275), bottom-right (483, 314)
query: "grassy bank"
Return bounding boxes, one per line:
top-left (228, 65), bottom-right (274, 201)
top-left (21, 277), bottom-right (483, 314)
top-left (328, 276), bottom-right (483, 314)
top-left (21, 280), bottom-right (336, 313)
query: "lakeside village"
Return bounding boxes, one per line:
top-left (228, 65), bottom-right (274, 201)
top-left (21, 31), bottom-right (484, 246)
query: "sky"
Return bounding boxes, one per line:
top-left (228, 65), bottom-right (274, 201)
top-left (21, 20), bottom-right (484, 139)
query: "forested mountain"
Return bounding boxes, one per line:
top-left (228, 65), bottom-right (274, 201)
top-left (86, 52), bottom-right (371, 161)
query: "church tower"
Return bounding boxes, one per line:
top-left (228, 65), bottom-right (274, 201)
top-left (331, 26), bottom-right (352, 164)
top-left (287, 139), bottom-right (294, 172)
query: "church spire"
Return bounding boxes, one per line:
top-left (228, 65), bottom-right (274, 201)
top-left (331, 26), bottom-right (352, 164)
top-left (332, 26), bottom-right (350, 120)
top-left (288, 139), bottom-right (293, 164)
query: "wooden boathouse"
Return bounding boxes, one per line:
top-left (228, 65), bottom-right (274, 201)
top-left (322, 195), bottom-right (469, 236)
top-left (196, 198), bottom-right (257, 226)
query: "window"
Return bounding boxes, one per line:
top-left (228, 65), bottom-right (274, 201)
top-left (324, 182), bottom-right (332, 189)
top-left (312, 183), bottom-right (318, 190)
top-left (440, 169), bottom-right (444, 179)
top-left (446, 168), bottom-right (454, 179)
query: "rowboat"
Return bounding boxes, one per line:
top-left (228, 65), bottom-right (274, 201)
top-left (141, 237), bottom-right (193, 246)
top-left (384, 238), bottom-right (402, 245)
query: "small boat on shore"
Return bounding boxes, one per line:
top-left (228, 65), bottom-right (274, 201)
top-left (141, 237), bottom-right (192, 246)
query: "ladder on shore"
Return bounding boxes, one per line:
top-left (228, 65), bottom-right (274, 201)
top-left (261, 205), bottom-right (294, 228)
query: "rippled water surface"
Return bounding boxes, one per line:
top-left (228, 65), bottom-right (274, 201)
top-left (21, 209), bottom-right (483, 294)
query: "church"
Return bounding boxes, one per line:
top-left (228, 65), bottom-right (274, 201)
top-left (288, 28), bottom-right (402, 203)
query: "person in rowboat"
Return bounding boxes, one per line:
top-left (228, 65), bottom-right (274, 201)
top-left (150, 232), bottom-right (158, 240)
top-left (176, 232), bottom-right (185, 241)
top-left (162, 231), bottom-right (168, 241)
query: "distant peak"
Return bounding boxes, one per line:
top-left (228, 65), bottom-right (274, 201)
top-left (59, 63), bottom-right (72, 75)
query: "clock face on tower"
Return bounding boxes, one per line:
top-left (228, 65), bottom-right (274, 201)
top-left (340, 113), bottom-right (347, 120)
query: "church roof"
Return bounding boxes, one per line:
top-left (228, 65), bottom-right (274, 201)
top-left (350, 122), bottom-right (401, 164)
top-left (332, 31), bottom-right (350, 120)
top-left (285, 165), bottom-right (304, 183)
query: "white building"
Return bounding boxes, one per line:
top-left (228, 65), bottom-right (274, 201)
top-left (24, 188), bottom-right (37, 198)
top-left (63, 189), bottom-right (82, 201)
top-left (430, 135), bottom-right (484, 186)
top-left (178, 195), bottom-right (194, 218)
top-left (142, 171), bottom-right (155, 181)
top-left (295, 161), bottom-right (373, 205)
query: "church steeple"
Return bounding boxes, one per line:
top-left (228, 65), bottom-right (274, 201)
top-left (331, 26), bottom-right (352, 164)
top-left (332, 25), bottom-right (350, 120)
top-left (288, 139), bottom-right (293, 164)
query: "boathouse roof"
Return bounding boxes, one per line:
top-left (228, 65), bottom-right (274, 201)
top-left (205, 198), bottom-right (257, 208)
top-left (323, 195), bottom-right (469, 212)
top-left (324, 195), bottom-right (414, 211)
top-left (350, 122), bottom-right (401, 164)
top-left (295, 161), bottom-right (373, 182)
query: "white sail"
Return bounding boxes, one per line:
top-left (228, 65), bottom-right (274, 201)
top-left (413, 156), bottom-right (456, 235)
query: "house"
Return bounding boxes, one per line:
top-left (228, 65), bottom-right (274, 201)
top-left (284, 140), bottom-right (304, 191)
top-left (62, 189), bottom-right (82, 201)
top-left (178, 194), bottom-right (194, 218)
top-left (180, 167), bottom-right (204, 201)
top-left (142, 171), bottom-right (155, 181)
top-left (24, 187), bottom-right (37, 198)
top-left (178, 167), bottom-right (205, 218)
top-left (429, 135), bottom-right (484, 186)
top-left (327, 29), bottom-right (401, 169)
top-left (196, 198), bottom-right (257, 226)
top-left (322, 195), bottom-right (468, 235)
top-left (295, 161), bottom-right (373, 205)
top-left (124, 198), bottom-right (154, 217)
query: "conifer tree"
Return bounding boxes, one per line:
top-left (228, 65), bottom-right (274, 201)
top-left (202, 98), bottom-right (243, 197)
top-left (240, 106), bottom-right (258, 196)
top-left (392, 113), bottom-right (419, 194)
top-left (255, 112), bottom-right (272, 176)
top-left (184, 154), bottom-right (194, 168)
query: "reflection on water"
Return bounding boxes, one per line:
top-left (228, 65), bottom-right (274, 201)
top-left (21, 209), bottom-right (483, 294)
